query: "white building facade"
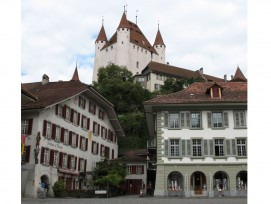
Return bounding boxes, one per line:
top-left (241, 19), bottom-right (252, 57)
top-left (143, 79), bottom-right (247, 197)
top-left (21, 72), bottom-right (124, 198)
top-left (93, 12), bottom-right (166, 82)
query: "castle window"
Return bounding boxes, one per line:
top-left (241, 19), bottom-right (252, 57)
top-left (111, 46), bottom-right (113, 50)
top-left (136, 61), bottom-right (139, 68)
top-left (122, 28), bottom-right (124, 31)
top-left (122, 41), bottom-right (124, 44)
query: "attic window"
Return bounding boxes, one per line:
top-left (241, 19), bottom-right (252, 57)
top-left (208, 84), bottom-right (222, 98)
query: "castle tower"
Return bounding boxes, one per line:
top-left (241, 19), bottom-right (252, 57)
top-left (153, 27), bottom-right (166, 64)
top-left (93, 23), bottom-right (108, 82)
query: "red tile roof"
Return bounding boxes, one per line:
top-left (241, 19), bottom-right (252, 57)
top-left (95, 25), bottom-right (108, 43)
top-left (153, 29), bottom-right (165, 46)
top-left (144, 82), bottom-right (247, 104)
top-left (231, 67), bottom-right (247, 82)
top-left (114, 149), bottom-right (149, 162)
top-left (142, 61), bottom-right (224, 82)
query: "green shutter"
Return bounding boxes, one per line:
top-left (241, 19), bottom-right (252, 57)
top-left (226, 140), bottom-right (231, 156)
top-left (164, 140), bottom-right (168, 157)
top-left (224, 112), bottom-right (229, 127)
top-left (187, 140), bottom-right (191, 156)
top-left (182, 140), bottom-right (186, 156)
top-left (209, 140), bottom-right (213, 156)
top-left (235, 112), bottom-right (240, 127)
top-left (164, 112), bottom-right (168, 128)
top-left (204, 140), bottom-right (208, 156)
top-left (232, 139), bottom-right (236, 156)
top-left (207, 112), bottom-right (212, 128)
top-left (186, 112), bottom-right (190, 128)
top-left (181, 113), bottom-right (185, 127)
top-left (179, 139), bottom-right (182, 157)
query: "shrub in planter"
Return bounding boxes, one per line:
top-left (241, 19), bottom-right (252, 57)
top-left (52, 180), bottom-right (66, 198)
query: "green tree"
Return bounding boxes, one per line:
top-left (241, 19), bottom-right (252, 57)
top-left (93, 160), bottom-right (126, 188)
top-left (52, 180), bottom-right (66, 198)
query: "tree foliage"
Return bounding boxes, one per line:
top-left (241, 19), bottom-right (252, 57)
top-left (93, 64), bottom-right (151, 114)
top-left (93, 160), bottom-right (127, 188)
top-left (52, 180), bottom-right (66, 198)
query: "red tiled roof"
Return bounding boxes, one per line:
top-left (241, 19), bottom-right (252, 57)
top-left (71, 67), bottom-right (80, 81)
top-left (101, 14), bottom-right (157, 54)
top-left (144, 82), bottom-right (247, 104)
top-left (114, 149), bottom-right (149, 162)
top-left (142, 61), bottom-right (224, 82)
top-left (21, 80), bottom-right (89, 110)
top-left (95, 25), bottom-right (108, 43)
top-left (231, 67), bottom-right (247, 82)
top-left (153, 29), bottom-right (165, 46)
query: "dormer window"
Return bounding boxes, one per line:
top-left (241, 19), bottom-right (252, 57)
top-left (206, 83), bottom-right (223, 98)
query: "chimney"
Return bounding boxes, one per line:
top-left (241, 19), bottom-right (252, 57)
top-left (224, 74), bottom-right (227, 82)
top-left (42, 74), bottom-right (49, 85)
top-left (199, 68), bottom-right (203, 75)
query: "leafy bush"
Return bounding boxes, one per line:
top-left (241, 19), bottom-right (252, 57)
top-left (52, 180), bottom-right (66, 198)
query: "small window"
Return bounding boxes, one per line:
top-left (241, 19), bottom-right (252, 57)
top-left (192, 139), bottom-right (202, 156)
top-left (214, 139), bottom-right (224, 156)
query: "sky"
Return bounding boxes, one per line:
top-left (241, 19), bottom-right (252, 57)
top-left (21, 0), bottom-right (247, 84)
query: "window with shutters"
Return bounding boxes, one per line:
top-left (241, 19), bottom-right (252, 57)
top-left (65, 106), bottom-right (70, 121)
top-left (79, 96), bottom-right (86, 109)
top-left (55, 126), bottom-right (61, 142)
top-left (64, 129), bottom-right (69, 145)
top-left (180, 112), bottom-right (190, 128)
top-left (101, 126), bottom-right (107, 140)
top-left (81, 137), bottom-right (85, 151)
top-left (93, 122), bottom-right (99, 135)
top-left (46, 122), bottom-right (52, 139)
top-left (89, 101), bottom-right (96, 115)
top-left (170, 139), bottom-right (180, 157)
top-left (191, 112), bottom-right (201, 129)
top-left (208, 112), bottom-right (228, 129)
top-left (62, 154), bottom-right (68, 168)
top-left (136, 165), bottom-right (142, 174)
top-left (71, 133), bottom-right (77, 148)
top-left (237, 139), bottom-right (247, 156)
top-left (169, 113), bottom-right (180, 129)
top-left (127, 166), bottom-right (132, 174)
top-left (79, 159), bottom-right (84, 172)
top-left (70, 156), bottom-right (75, 170)
top-left (234, 111), bottom-right (246, 128)
top-left (98, 109), bottom-right (105, 120)
top-left (82, 115), bottom-right (88, 129)
top-left (56, 104), bottom-right (62, 117)
top-left (192, 139), bottom-right (202, 156)
top-left (43, 148), bottom-right (50, 165)
top-left (72, 110), bottom-right (78, 125)
top-left (53, 151), bottom-right (59, 167)
top-left (214, 139), bottom-right (224, 156)
top-left (100, 145), bottom-right (105, 157)
top-left (92, 141), bottom-right (99, 155)
top-left (21, 119), bottom-right (32, 135)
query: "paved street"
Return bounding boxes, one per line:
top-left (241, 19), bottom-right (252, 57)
top-left (22, 195), bottom-right (247, 204)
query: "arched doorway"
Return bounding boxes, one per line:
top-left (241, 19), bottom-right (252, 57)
top-left (236, 171), bottom-right (247, 190)
top-left (40, 175), bottom-right (49, 194)
top-left (191, 171), bottom-right (206, 194)
top-left (214, 171), bottom-right (229, 191)
top-left (167, 171), bottom-right (184, 196)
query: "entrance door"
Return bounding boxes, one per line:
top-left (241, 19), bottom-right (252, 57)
top-left (194, 172), bottom-right (202, 194)
top-left (126, 179), bottom-right (142, 194)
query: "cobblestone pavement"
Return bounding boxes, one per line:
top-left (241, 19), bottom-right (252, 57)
top-left (22, 195), bottom-right (247, 204)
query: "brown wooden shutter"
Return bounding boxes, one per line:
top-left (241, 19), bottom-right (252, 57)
top-left (74, 157), bottom-right (77, 170)
top-left (70, 109), bottom-right (74, 122)
top-left (59, 152), bottom-right (63, 168)
top-left (62, 105), bottom-right (66, 119)
top-left (28, 119), bottom-right (33, 135)
top-left (40, 147), bottom-right (45, 164)
top-left (80, 136), bottom-right (82, 149)
top-left (42, 120), bottom-right (47, 137)
top-left (25, 146), bottom-right (31, 163)
top-left (52, 124), bottom-right (56, 140)
top-left (55, 105), bottom-right (58, 115)
top-left (81, 115), bottom-right (84, 127)
top-left (84, 160), bottom-right (87, 172)
top-left (76, 134), bottom-right (79, 147)
top-left (85, 138), bottom-right (88, 151)
top-left (87, 118), bottom-right (90, 130)
top-left (67, 155), bottom-right (71, 169)
top-left (49, 149), bottom-right (54, 166)
top-left (101, 127), bottom-right (104, 137)
top-left (69, 131), bottom-right (72, 146)
top-left (100, 144), bottom-right (103, 156)
top-left (132, 166), bottom-right (136, 174)
top-left (94, 105), bottom-right (96, 115)
top-left (93, 122), bottom-right (95, 132)
top-left (60, 128), bottom-right (64, 143)
top-left (97, 143), bottom-right (99, 155)
top-left (77, 113), bottom-right (80, 126)
top-left (141, 165), bottom-right (144, 174)
top-left (98, 124), bottom-right (100, 135)
top-left (112, 149), bottom-right (114, 159)
top-left (78, 158), bottom-right (81, 171)
top-left (91, 141), bottom-right (94, 154)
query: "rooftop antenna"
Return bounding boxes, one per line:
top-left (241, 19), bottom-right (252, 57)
top-left (136, 10), bottom-right (138, 24)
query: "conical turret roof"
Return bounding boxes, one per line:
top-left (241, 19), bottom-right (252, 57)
top-left (117, 12), bottom-right (130, 29)
top-left (71, 66), bottom-right (80, 81)
top-left (95, 25), bottom-right (108, 43)
top-left (231, 66), bottom-right (247, 82)
top-left (154, 29), bottom-right (165, 46)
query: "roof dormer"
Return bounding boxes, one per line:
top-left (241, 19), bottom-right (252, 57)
top-left (206, 83), bottom-right (223, 98)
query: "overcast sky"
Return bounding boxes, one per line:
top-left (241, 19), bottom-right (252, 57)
top-left (21, 0), bottom-right (247, 84)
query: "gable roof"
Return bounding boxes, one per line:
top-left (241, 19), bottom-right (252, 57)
top-left (21, 80), bottom-right (125, 137)
top-left (101, 14), bottom-right (157, 54)
top-left (141, 61), bottom-right (224, 82)
top-left (144, 82), bottom-right (247, 105)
